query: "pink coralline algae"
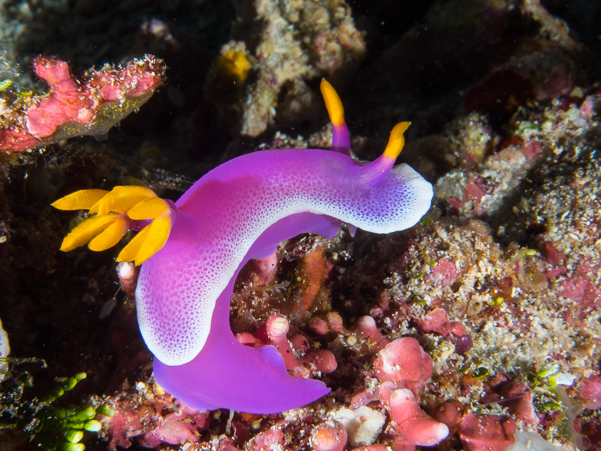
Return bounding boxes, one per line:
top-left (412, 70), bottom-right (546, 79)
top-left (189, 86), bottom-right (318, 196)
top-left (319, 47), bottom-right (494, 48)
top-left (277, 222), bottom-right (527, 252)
top-left (350, 447), bottom-right (389, 451)
top-left (557, 263), bottom-right (601, 308)
top-left (0, 55), bottom-right (165, 153)
top-left (246, 427), bottom-right (285, 451)
top-left (522, 141), bottom-right (543, 160)
top-left (413, 308), bottom-right (473, 355)
top-left (542, 241), bottom-right (566, 267)
top-left (218, 439), bottom-right (243, 451)
top-left (414, 308), bottom-right (467, 338)
top-left (426, 258), bottom-right (458, 288)
top-left (136, 407), bottom-right (207, 448)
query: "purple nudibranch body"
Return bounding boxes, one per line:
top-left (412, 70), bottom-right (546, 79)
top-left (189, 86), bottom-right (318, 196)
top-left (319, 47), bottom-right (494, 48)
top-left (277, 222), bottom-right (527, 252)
top-left (52, 81), bottom-right (433, 414)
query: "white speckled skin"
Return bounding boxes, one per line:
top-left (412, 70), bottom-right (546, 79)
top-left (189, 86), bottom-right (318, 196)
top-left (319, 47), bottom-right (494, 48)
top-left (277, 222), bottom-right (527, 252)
top-left (136, 148), bottom-right (433, 366)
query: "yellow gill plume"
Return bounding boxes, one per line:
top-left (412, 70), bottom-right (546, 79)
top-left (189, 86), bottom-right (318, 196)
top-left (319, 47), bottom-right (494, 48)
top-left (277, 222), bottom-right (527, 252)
top-left (52, 186), bottom-right (173, 265)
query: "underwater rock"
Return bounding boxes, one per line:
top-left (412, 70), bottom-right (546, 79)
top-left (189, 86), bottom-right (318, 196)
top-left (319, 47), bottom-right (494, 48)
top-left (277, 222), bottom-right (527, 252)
top-left (205, 0), bottom-right (365, 137)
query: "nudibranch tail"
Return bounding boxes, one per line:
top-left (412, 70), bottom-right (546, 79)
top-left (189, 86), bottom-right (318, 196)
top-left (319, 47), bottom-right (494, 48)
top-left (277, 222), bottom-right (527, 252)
top-left (52, 185), bottom-right (173, 265)
top-left (154, 327), bottom-right (330, 414)
top-left (320, 79), bottom-right (350, 154)
top-left (359, 121), bottom-right (411, 188)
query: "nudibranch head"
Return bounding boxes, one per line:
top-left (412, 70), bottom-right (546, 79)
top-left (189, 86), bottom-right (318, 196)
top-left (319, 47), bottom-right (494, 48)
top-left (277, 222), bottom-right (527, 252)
top-left (52, 80), bottom-right (433, 414)
top-left (52, 186), bottom-right (173, 265)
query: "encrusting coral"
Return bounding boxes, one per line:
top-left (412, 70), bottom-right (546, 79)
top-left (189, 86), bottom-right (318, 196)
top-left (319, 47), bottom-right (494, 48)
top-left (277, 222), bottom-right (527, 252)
top-left (0, 55), bottom-right (165, 154)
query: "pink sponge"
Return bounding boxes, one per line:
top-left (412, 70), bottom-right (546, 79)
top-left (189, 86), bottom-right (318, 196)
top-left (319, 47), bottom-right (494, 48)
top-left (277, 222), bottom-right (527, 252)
top-left (432, 399), bottom-right (464, 432)
top-left (386, 388), bottom-right (449, 447)
top-left (311, 421), bottom-right (348, 451)
top-left (459, 412), bottom-right (515, 451)
top-left (301, 349), bottom-right (338, 374)
top-left (580, 375), bottom-right (601, 409)
top-left (373, 337), bottom-right (433, 395)
top-left (414, 308), bottom-right (467, 337)
top-left (237, 314), bottom-right (337, 377)
top-left (349, 446), bottom-right (388, 451)
top-left (372, 339), bottom-right (448, 449)
top-left (351, 316), bottom-right (390, 351)
top-left (265, 314), bottom-right (298, 370)
top-left (243, 251), bottom-right (279, 286)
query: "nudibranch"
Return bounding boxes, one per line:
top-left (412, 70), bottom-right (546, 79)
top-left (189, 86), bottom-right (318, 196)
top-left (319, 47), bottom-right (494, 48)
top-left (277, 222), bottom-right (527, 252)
top-left (52, 80), bottom-right (433, 414)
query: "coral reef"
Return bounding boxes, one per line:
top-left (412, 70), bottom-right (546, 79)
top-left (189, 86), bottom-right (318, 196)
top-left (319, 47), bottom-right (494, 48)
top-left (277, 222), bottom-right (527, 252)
top-left (2, 0), bottom-right (601, 450)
